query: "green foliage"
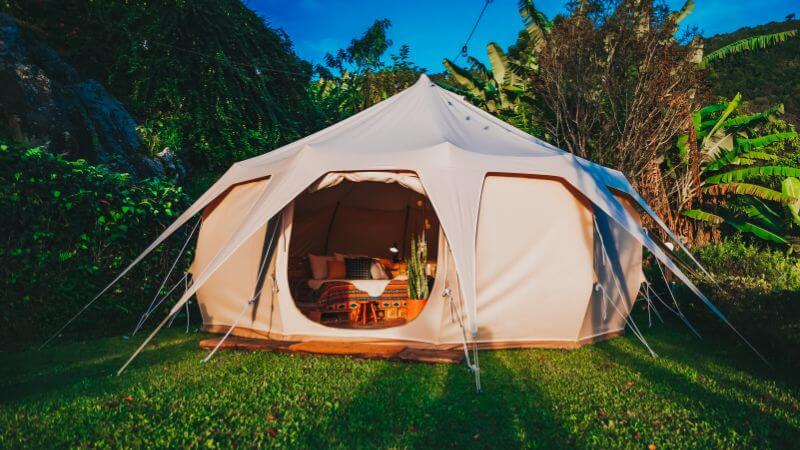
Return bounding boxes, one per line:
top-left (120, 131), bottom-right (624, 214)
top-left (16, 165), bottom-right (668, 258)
top-left (670, 238), bottom-right (800, 369)
top-left (405, 234), bottom-right (428, 300)
top-left (0, 143), bottom-right (190, 349)
top-left (312, 20), bottom-right (423, 125)
top-left (677, 95), bottom-right (800, 244)
top-left (701, 29), bottom-right (798, 67)
top-left (3, 0), bottom-right (315, 173)
top-left (691, 237), bottom-right (800, 291)
top-left (704, 19), bottom-right (800, 126)
top-left (1, 326), bottom-right (798, 448)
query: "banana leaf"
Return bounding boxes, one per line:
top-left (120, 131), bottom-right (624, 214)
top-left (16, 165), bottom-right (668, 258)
top-left (701, 30), bottom-right (798, 67)
top-left (443, 58), bottom-right (483, 97)
top-left (486, 43), bottom-right (509, 87)
top-left (741, 198), bottom-right (784, 231)
top-left (736, 151), bottom-right (779, 162)
top-left (782, 177), bottom-right (800, 226)
top-left (738, 131), bottom-right (798, 148)
top-left (723, 104), bottom-right (784, 128)
top-left (675, 134), bottom-right (689, 162)
top-left (702, 182), bottom-right (792, 203)
top-left (700, 93), bottom-right (741, 148)
top-left (726, 219), bottom-right (789, 244)
top-left (705, 166), bottom-right (800, 184)
top-left (681, 209), bottom-right (723, 224)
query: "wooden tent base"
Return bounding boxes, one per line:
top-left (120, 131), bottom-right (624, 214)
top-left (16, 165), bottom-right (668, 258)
top-left (198, 336), bottom-right (465, 364)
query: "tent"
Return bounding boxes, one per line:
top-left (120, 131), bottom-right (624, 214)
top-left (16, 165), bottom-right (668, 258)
top-left (53, 75), bottom-right (760, 378)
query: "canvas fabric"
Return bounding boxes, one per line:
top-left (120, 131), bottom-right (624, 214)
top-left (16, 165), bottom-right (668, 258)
top-left (112, 74), bottom-right (714, 346)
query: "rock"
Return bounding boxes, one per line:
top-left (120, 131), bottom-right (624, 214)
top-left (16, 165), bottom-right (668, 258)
top-left (0, 14), bottom-right (169, 178)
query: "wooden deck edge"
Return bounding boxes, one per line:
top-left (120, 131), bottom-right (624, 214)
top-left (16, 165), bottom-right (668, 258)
top-left (200, 324), bottom-right (625, 351)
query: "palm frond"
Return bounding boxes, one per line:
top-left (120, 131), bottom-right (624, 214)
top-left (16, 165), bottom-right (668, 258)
top-left (681, 209), bottom-right (723, 224)
top-left (726, 219), bottom-right (789, 244)
top-left (670, 0), bottom-right (695, 24)
top-left (703, 182), bottom-right (792, 203)
top-left (723, 104), bottom-right (784, 128)
top-left (700, 30), bottom-right (798, 67)
top-left (738, 131), bottom-right (798, 148)
top-left (705, 166), bottom-right (800, 184)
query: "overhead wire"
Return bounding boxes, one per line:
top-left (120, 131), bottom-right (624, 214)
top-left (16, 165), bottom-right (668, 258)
top-left (453, 0), bottom-right (493, 62)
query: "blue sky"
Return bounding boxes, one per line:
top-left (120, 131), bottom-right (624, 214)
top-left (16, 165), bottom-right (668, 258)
top-left (246, 0), bottom-right (797, 72)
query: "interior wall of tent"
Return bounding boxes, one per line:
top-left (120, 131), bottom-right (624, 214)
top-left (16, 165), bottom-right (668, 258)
top-left (189, 173), bottom-right (644, 347)
top-left (288, 179), bottom-right (439, 262)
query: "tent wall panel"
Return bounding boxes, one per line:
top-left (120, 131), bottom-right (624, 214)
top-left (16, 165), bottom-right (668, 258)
top-left (471, 175), bottom-right (595, 343)
top-left (191, 179), bottom-right (271, 328)
top-left (578, 196), bottom-right (644, 339)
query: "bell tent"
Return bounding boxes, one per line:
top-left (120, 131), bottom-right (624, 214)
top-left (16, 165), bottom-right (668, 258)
top-left (50, 75), bottom-right (759, 378)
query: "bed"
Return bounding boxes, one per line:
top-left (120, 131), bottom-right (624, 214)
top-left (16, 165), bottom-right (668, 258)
top-left (292, 278), bottom-right (411, 324)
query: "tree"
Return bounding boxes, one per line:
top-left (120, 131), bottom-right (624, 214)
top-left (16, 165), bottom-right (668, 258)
top-left (673, 96), bottom-right (800, 244)
top-left (311, 19), bottom-right (423, 125)
top-left (3, 0), bottom-right (316, 174)
top-left (440, 1), bottom-right (546, 134)
top-left (534, 0), bottom-right (703, 192)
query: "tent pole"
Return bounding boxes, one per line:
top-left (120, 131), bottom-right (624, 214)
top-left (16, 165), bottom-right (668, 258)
top-left (323, 202), bottom-right (340, 255)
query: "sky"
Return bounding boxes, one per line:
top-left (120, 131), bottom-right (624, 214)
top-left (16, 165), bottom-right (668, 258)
top-left (246, 0), bottom-right (798, 72)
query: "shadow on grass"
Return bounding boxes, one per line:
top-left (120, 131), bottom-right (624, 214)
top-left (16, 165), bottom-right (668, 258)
top-left (0, 330), bottom-right (201, 405)
top-left (593, 334), bottom-right (800, 446)
top-left (290, 348), bottom-right (572, 448)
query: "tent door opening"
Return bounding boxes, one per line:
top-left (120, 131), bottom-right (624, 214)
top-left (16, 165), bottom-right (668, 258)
top-left (286, 172), bottom-right (440, 329)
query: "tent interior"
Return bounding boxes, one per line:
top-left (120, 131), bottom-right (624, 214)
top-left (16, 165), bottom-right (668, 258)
top-left (287, 173), bottom-right (440, 329)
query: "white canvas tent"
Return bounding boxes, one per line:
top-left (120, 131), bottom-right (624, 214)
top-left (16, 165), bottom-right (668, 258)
top-left (50, 75), bottom-right (762, 376)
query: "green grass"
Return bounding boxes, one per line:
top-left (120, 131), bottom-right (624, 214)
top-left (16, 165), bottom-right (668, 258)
top-left (1, 322), bottom-right (798, 449)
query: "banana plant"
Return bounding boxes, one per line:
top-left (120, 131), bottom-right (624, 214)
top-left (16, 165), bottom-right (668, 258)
top-left (679, 95), bottom-right (800, 244)
top-left (441, 0), bottom-right (544, 113)
top-left (699, 29), bottom-right (798, 68)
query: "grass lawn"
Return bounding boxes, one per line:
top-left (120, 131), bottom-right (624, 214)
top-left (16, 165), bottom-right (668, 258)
top-left (1, 320), bottom-right (798, 449)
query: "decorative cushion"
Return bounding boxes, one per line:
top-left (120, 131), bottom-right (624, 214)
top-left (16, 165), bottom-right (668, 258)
top-left (370, 259), bottom-right (389, 280)
top-left (334, 252), bottom-right (367, 261)
top-left (326, 259), bottom-right (346, 279)
top-left (308, 253), bottom-right (335, 280)
top-left (344, 257), bottom-right (373, 280)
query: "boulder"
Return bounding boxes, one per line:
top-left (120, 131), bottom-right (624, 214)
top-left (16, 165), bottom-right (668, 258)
top-left (0, 14), bottom-right (172, 178)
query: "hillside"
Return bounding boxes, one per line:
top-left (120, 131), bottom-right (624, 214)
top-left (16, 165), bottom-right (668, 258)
top-left (704, 18), bottom-right (800, 124)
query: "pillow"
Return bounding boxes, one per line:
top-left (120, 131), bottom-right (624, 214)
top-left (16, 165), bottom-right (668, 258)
top-left (326, 259), bottom-right (346, 279)
top-left (334, 252), bottom-right (367, 261)
top-left (370, 259), bottom-right (389, 280)
top-left (345, 257), bottom-right (373, 280)
top-left (308, 253), bottom-right (335, 280)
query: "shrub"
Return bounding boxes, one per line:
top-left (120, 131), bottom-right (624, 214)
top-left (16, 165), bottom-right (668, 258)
top-left (0, 144), bottom-right (191, 349)
top-left (658, 237), bottom-right (800, 370)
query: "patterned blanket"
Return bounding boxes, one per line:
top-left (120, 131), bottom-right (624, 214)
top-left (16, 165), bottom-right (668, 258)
top-left (313, 279), bottom-right (409, 306)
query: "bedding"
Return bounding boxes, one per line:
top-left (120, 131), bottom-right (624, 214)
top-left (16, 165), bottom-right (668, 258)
top-left (310, 278), bottom-right (409, 307)
top-left (344, 257), bottom-right (373, 279)
top-left (326, 259), bottom-right (346, 279)
top-left (308, 253), bottom-right (335, 279)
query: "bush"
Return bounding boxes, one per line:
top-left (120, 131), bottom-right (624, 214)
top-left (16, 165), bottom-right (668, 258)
top-left (661, 237), bottom-right (800, 370)
top-left (0, 144), bottom-right (191, 350)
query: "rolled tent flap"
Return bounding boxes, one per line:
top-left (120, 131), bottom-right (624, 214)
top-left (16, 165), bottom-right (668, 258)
top-left (308, 171), bottom-right (426, 195)
top-left (417, 160), bottom-right (486, 336)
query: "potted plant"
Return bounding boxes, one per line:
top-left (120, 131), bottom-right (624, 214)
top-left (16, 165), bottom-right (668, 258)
top-left (405, 234), bottom-right (429, 320)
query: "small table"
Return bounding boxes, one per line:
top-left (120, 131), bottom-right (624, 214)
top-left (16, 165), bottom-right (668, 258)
top-left (354, 301), bottom-right (378, 325)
